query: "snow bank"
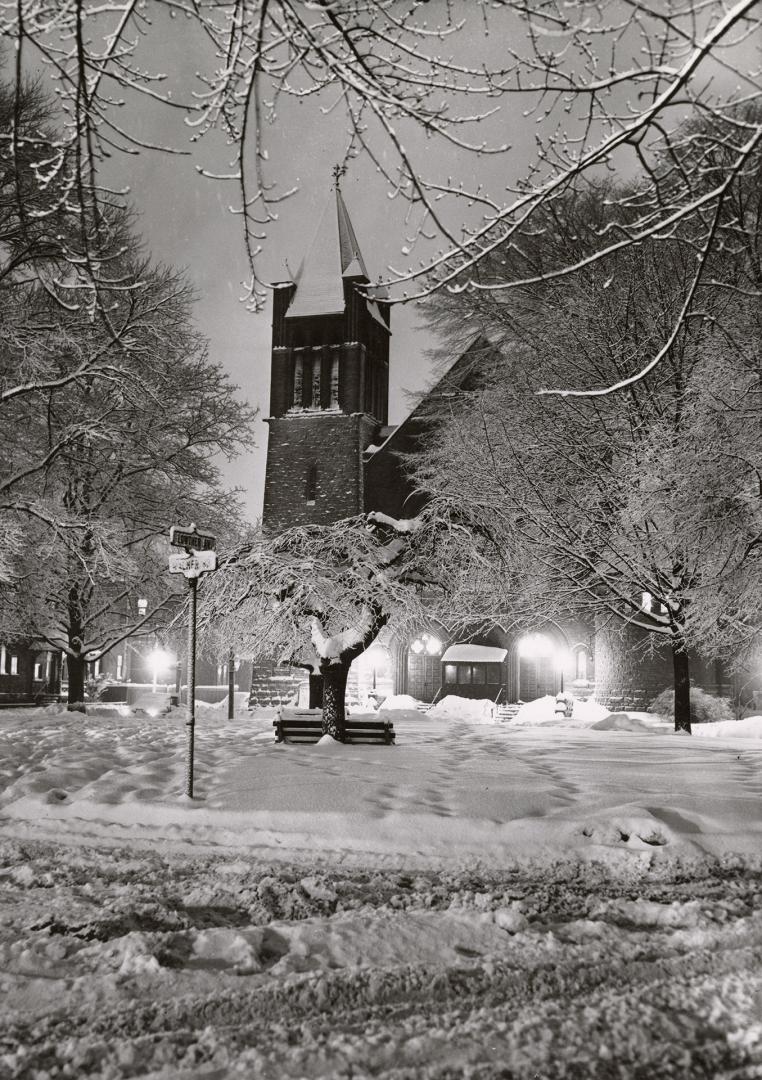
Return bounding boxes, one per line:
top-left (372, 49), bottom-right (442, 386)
top-left (591, 712), bottom-right (661, 733)
top-left (572, 698), bottom-right (611, 724)
top-left (513, 696), bottom-right (656, 729)
top-left (379, 694), bottom-right (420, 712)
top-left (427, 695), bottom-right (495, 723)
top-left (693, 715), bottom-right (762, 739)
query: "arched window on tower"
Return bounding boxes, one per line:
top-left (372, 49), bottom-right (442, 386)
top-left (305, 463), bottom-right (317, 505)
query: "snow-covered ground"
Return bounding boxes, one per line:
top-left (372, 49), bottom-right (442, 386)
top-left (2, 697), bottom-right (762, 1078)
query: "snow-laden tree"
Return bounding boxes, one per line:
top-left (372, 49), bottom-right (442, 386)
top-left (0, 259), bottom-right (256, 708)
top-left (415, 204), bottom-right (761, 733)
top-left (0, 77), bottom-right (170, 578)
top-left (2, 2), bottom-right (759, 385)
top-left (197, 511), bottom-right (438, 738)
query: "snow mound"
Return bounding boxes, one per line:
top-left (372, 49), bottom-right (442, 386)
top-left (379, 694), bottom-right (420, 712)
top-left (512, 696), bottom-right (559, 725)
top-left (513, 697), bottom-right (643, 729)
top-left (428, 695), bottom-right (495, 723)
top-left (693, 715), bottom-right (762, 739)
top-left (591, 713), bottom-right (660, 733)
top-left (571, 698), bottom-right (611, 724)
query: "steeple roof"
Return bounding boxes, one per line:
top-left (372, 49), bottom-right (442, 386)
top-left (287, 182), bottom-right (370, 319)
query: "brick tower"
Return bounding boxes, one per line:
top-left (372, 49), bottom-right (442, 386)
top-left (262, 172), bottom-right (391, 532)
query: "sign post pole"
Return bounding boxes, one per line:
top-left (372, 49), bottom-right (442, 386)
top-left (169, 523), bottom-right (217, 801)
top-left (185, 575), bottom-right (198, 799)
top-left (227, 647), bottom-right (235, 720)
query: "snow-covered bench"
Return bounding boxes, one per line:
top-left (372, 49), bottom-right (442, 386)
top-left (273, 711), bottom-right (395, 745)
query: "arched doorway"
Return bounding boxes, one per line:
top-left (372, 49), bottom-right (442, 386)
top-left (406, 631), bottom-right (444, 703)
top-left (516, 631), bottom-right (569, 701)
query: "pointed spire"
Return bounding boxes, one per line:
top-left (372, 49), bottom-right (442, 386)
top-left (287, 170), bottom-right (369, 318)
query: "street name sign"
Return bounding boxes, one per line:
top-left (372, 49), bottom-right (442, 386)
top-left (169, 525), bottom-right (217, 552)
top-left (168, 551), bottom-right (218, 577)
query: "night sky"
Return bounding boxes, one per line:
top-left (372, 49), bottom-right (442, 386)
top-left (90, 4), bottom-right (533, 522)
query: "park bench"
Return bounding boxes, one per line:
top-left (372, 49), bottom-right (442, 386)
top-left (273, 710), bottom-right (395, 745)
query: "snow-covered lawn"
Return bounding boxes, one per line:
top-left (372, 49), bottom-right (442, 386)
top-left (2, 699), bottom-right (762, 1078)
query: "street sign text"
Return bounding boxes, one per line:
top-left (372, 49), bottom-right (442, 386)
top-left (168, 551), bottom-right (218, 577)
top-left (169, 525), bottom-right (217, 552)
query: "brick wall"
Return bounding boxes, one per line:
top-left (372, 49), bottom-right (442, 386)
top-left (262, 412), bottom-right (379, 532)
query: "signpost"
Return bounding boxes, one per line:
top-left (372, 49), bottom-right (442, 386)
top-left (168, 551), bottom-right (218, 576)
top-left (169, 525), bottom-right (217, 552)
top-left (169, 524), bottom-right (217, 798)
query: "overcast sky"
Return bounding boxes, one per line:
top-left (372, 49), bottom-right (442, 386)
top-left (19, 2), bottom-right (749, 524)
top-left (88, 4), bottom-right (539, 523)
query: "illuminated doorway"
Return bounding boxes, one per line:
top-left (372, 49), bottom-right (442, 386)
top-left (517, 632), bottom-right (566, 701)
top-left (406, 632), bottom-right (444, 702)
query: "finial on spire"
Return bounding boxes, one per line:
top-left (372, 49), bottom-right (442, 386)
top-left (332, 162), bottom-right (347, 188)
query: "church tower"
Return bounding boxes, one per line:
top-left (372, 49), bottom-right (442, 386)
top-left (262, 172), bottom-right (391, 532)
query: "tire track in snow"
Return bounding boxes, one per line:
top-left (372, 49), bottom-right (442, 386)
top-left (3, 840), bottom-right (762, 1078)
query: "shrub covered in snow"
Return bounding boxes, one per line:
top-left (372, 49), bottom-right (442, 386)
top-left (648, 687), bottom-right (734, 724)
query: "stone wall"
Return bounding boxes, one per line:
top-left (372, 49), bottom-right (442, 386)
top-left (594, 619), bottom-right (733, 711)
top-left (593, 621), bottom-right (674, 711)
top-left (262, 412), bottom-right (378, 532)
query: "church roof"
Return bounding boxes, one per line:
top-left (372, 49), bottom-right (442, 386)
top-left (288, 185), bottom-right (370, 319)
top-left (365, 335), bottom-right (497, 460)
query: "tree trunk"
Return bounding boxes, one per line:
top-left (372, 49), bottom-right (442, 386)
top-left (672, 644), bottom-right (692, 734)
top-left (67, 653), bottom-right (87, 712)
top-left (320, 661), bottom-right (349, 740)
top-left (308, 673), bottom-right (323, 710)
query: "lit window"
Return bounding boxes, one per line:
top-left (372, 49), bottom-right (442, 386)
top-left (576, 649), bottom-right (587, 681)
top-left (444, 663), bottom-right (457, 684)
top-left (641, 592), bottom-right (652, 612)
top-left (10, 655), bottom-right (18, 675)
top-left (34, 663), bottom-right (42, 680)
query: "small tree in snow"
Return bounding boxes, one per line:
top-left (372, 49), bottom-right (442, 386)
top-left (199, 512), bottom-right (434, 739)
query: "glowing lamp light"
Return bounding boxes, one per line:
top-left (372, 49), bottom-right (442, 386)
top-left (411, 633), bottom-right (443, 656)
top-left (518, 633), bottom-right (554, 659)
top-left (149, 647), bottom-right (172, 671)
top-left (148, 647), bottom-right (173, 692)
